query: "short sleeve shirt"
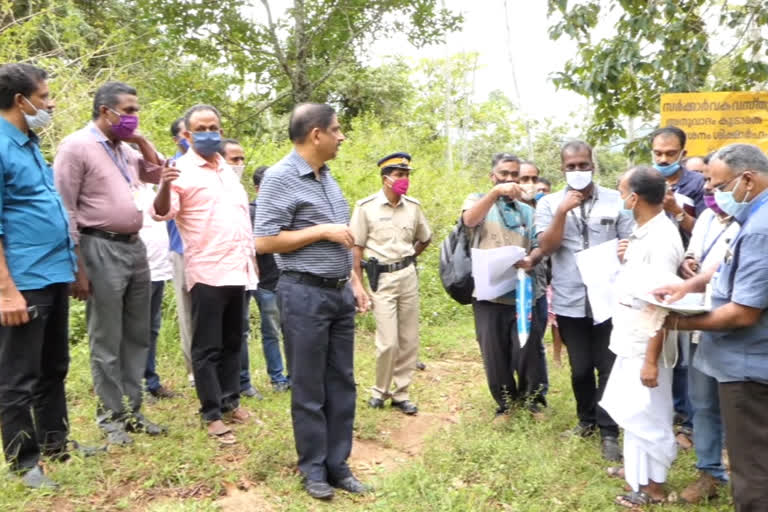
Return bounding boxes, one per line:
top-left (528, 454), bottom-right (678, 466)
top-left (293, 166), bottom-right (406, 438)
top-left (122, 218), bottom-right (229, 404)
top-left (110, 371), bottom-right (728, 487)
top-left (535, 185), bottom-right (634, 318)
top-left (253, 150), bottom-right (352, 278)
top-left (695, 189), bottom-right (768, 384)
top-left (462, 194), bottom-right (536, 304)
top-left (350, 190), bottom-right (432, 264)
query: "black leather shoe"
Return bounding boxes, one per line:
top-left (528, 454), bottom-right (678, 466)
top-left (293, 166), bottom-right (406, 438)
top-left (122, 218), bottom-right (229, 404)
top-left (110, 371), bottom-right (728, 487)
top-left (330, 475), bottom-right (370, 494)
top-left (415, 361), bottom-right (427, 371)
top-left (602, 436), bottom-right (622, 462)
top-left (560, 422), bottom-right (598, 439)
top-left (125, 414), bottom-right (168, 436)
top-left (304, 479), bottom-right (334, 500)
top-left (367, 397), bottom-right (385, 409)
top-left (391, 399), bottom-right (418, 415)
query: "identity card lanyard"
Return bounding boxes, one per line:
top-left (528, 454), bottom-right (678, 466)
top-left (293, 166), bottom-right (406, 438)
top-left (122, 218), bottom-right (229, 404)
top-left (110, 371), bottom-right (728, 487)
top-left (90, 126), bottom-right (132, 185)
top-left (570, 195), bottom-right (597, 250)
top-left (699, 214), bottom-right (728, 264)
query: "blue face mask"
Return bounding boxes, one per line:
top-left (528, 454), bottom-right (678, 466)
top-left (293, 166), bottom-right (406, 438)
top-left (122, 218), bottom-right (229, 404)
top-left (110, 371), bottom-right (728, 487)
top-left (620, 193), bottom-right (635, 217)
top-left (192, 131), bottom-right (221, 156)
top-left (653, 159), bottom-right (681, 177)
top-left (534, 192), bottom-right (546, 202)
top-left (179, 138), bottom-right (190, 151)
top-left (713, 176), bottom-right (751, 218)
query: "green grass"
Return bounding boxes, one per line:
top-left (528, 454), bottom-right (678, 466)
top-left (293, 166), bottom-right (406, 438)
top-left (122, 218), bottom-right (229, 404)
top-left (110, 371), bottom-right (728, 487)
top-left (0, 298), bottom-right (733, 511)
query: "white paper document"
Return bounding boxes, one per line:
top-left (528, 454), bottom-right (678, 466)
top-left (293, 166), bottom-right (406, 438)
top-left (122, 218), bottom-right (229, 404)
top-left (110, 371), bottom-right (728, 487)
top-left (471, 246), bottom-right (527, 301)
top-left (642, 293), bottom-right (710, 315)
top-left (575, 239), bottom-right (620, 324)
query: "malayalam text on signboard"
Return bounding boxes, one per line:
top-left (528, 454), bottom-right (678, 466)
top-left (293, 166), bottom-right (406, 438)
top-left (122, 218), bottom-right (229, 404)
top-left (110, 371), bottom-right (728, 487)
top-left (660, 91), bottom-right (768, 156)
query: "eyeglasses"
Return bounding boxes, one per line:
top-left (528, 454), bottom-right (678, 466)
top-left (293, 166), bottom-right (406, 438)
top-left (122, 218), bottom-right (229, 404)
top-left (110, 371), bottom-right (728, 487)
top-left (714, 173), bottom-right (743, 191)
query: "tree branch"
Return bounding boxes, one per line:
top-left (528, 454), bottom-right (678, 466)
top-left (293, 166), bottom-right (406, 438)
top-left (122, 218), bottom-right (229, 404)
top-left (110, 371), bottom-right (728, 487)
top-left (260, 0), bottom-right (294, 83)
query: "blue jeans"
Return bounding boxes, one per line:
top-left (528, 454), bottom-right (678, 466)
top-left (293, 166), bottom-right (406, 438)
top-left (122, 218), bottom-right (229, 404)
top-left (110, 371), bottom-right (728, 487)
top-left (144, 280), bottom-right (165, 392)
top-left (690, 342), bottom-right (728, 481)
top-left (240, 289), bottom-right (289, 390)
top-left (673, 332), bottom-right (693, 429)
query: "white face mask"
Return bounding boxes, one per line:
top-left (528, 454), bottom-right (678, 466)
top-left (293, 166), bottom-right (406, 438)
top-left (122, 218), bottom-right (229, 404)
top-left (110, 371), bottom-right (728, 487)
top-left (23, 97), bottom-right (52, 130)
top-left (565, 170), bottom-right (593, 190)
top-left (231, 164), bottom-right (245, 178)
top-left (520, 183), bottom-right (536, 201)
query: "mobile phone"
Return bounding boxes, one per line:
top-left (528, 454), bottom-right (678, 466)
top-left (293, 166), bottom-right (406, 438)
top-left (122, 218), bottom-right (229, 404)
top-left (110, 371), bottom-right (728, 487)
top-left (27, 305), bottom-right (39, 320)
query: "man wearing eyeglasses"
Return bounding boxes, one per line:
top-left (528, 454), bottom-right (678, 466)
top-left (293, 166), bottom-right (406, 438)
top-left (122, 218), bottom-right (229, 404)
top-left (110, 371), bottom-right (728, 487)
top-left (536, 141), bottom-right (633, 461)
top-left (461, 153), bottom-right (543, 418)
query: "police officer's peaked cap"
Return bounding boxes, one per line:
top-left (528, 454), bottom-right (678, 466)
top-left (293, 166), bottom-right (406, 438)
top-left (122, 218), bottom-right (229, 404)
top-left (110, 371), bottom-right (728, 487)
top-left (377, 152), bottom-right (412, 171)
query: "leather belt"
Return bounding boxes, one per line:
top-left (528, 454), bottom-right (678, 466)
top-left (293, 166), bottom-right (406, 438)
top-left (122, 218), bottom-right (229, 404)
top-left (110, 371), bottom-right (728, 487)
top-left (281, 271), bottom-right (349, 289)
top-left (376, 255), bottom-right (415, 273)
top-left (80, 227), bottom-right (139, 243)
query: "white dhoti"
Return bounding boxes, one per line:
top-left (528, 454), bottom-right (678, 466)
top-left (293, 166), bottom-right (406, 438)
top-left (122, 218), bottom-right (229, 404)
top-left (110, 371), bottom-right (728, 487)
top-left (600, 355), bottom-right (677, 492)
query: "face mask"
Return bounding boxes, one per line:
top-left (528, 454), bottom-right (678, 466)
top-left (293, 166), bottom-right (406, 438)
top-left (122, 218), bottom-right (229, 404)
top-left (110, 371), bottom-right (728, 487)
top-left (534, 192), bottom-right (546, 202)
top-left (23, 97), bottom-right (52, 130)
top-left (703, 193), bottom-right (725, 216)
top-left (108, 108), bottom-right (138, 139)
top-left (565, 170), bottom-right (593, 190)
top-left (192, 131), bottom-right (222, 157)
top-left (386, 175), bottom-right (410, 195)
top-left (520, 183), bottom-right (536, 201)
top-left (620, 193), bottom-right (635, 217)
top-left (653, 154), bottom-right (682, 177)
top-left (179, 138), bottom-right (190, 152)
top-left (231, 164), bottom-right (245, 178)
top-left (713, 176), bottom-right (751, 218)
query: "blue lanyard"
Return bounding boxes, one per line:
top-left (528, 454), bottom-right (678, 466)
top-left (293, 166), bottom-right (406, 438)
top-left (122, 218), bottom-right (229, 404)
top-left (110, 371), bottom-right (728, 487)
top-left (700, 215), bottom-right (725, 263)
top-left (90, 127), bottom-right (132, 185)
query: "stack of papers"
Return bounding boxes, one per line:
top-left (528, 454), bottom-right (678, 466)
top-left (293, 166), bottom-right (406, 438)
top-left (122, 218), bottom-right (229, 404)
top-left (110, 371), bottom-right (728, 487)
top-left (575, 239), bottom-right (621, 324)
top-left (470, 246), bottom-right (526, 301)
top-left (641, 293), bottom-right (710, 316)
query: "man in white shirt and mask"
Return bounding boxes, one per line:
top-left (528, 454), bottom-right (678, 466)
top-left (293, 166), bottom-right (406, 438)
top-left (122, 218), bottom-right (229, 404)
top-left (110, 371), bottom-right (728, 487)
top-left (536, 141), bottom-right (633, 461)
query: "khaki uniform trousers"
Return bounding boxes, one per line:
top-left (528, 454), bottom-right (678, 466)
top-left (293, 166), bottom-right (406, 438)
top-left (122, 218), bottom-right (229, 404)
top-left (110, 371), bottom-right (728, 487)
top-left (370, 264), bottom-right (420, 401)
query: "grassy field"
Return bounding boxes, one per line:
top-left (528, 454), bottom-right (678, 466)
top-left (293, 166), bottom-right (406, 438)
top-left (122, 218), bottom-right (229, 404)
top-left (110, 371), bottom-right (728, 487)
top-left (0, 296), bottom-right (733, 511)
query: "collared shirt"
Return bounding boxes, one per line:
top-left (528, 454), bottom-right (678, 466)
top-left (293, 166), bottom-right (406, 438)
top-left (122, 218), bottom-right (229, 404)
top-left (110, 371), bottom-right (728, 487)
top-left (151, 150), bottom-right (256, 290)
top-left (249, 199), bottom-right (280, 292)
top-left (0, 118), bottom-right (75, 290)
top-left (696, 188), bottom-right (768, 384)
top-left (670, 167), bottom-right (706, 247)
top-left (137, 184), bottom-right (172, 282)
top-left (462, 193), bottom-right (536, 304)
top-left (535, 185), bottom-right (634, 318)
top-left (53, 122), bottom-right (160, 244)
top-left (350, 189), bottom-right (432, 264)
top-left (685, 208), bottom-right (740, 270)
top-left (253, 150), bottom-right (352, 279)
top-left (610, 211), bottom-right (684, 360)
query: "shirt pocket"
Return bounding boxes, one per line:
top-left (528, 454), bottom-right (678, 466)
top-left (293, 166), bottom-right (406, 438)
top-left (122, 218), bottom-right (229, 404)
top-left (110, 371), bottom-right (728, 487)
top-left (587, 216), bottom-right (616, 239)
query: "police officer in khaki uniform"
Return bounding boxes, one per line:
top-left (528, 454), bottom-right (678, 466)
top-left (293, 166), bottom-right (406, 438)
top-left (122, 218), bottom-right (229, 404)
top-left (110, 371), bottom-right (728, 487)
top-left (351, 153), bottom-right (432, 415)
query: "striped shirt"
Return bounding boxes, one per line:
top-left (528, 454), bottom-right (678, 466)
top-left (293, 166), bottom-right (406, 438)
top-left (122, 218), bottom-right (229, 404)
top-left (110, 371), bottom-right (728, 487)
top-left (253, 150), bottom-right (352, 278)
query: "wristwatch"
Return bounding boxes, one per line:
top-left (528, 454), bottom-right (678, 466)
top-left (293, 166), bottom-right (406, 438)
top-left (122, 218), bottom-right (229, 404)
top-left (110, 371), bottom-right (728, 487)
top-left (675, 210), bottom-right (686, 222)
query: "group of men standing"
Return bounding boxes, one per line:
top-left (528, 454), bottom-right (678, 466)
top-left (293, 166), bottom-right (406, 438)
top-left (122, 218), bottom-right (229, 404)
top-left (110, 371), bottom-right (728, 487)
top-left (1, 60), bottom-right (767, 511)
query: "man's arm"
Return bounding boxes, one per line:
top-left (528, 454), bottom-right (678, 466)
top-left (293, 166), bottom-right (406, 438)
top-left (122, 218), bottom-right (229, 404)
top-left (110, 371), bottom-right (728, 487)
top-left (352, 245), bottom-right (365, 286)
top-left (152, 165), bottom-right (181, 217)
top-left (0, 243), bottom-right (28, 326)
top-left (254, 224), bottom-right (352, 254)
top-left (414, 239), bottom-right (430, 257)
top-left (537, 191), bottom-right (583, 255)
top-left (672, 302), bottom-right (762, 332)
top-left (640, 329), bottom-right (664, 388)
top-left (462, 183), bottom-right (521, 227)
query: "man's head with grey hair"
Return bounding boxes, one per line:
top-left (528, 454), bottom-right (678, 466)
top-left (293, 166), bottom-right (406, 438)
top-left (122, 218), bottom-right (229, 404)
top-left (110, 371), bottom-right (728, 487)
top-left (708, 143), bottom-right (768, 208)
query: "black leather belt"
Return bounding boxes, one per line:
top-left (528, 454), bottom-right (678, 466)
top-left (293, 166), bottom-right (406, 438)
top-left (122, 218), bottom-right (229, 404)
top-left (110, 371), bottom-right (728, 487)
top-left (80, 227), bottom-right (139, 243)
top-left (376, 255), bottom-right (415, 273)
top-left (281, 271), bottom-right (349, 289)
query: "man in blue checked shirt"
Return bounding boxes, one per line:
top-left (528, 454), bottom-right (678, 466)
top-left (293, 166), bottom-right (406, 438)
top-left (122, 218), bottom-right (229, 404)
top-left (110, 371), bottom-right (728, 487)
top-left (0, 63), bottom-right (76, 489)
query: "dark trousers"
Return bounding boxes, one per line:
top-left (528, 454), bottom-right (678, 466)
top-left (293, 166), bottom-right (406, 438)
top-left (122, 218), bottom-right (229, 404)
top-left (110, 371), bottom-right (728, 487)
top-left (673, 333), bottom-right (693, 428)
top-left (556, 315), bottom-right (618, 437)
top-left (719, 381), bottom-right (768, 512)
top-left (472, 300), bottom-right (547, 411)
top-left (144, 280), bottom-right (165, 392)
top-left (0, 283), bottom-right (69, 472)
top-left (278, 275), bottom-right (356, 482)
top-left (190, 283), bottom-right (245, 422)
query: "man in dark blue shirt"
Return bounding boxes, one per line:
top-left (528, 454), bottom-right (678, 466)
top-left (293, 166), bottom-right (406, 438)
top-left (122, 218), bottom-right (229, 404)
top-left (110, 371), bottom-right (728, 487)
top-left (0, 63), bottom-right (76, 489)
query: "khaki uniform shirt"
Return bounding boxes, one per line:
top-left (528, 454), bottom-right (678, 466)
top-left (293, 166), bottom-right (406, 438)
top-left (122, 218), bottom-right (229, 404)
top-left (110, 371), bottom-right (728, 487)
top-left (350, 190), bottom-right (432, 264)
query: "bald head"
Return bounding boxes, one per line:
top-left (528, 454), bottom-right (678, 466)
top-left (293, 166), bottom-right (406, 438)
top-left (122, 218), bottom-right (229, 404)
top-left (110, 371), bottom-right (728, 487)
top-left (619, 166), bottom-right (666, 206)
top-left (288, 103), bottom-right (337, 143)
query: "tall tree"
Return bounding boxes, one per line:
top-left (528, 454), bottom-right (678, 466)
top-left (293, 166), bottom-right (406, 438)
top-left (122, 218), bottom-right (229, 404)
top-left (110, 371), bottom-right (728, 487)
top-left (137, 0), bottom-right (462, 116)
top-left (547, 0), bottom-right (768, 147)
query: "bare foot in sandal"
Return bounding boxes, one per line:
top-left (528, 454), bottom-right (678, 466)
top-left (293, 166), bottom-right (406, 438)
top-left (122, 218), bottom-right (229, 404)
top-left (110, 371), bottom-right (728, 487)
top-left (224, 407), bottom-right (251, 424)
top-left (207, 420), bottom-right (237, 445)
top-left (615, 481), bottom-right (666, 509)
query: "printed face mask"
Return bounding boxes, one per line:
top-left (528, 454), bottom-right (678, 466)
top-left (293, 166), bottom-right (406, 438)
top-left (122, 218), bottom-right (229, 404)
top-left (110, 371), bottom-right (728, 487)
top-left (520, 183), bottom-right (536, 201)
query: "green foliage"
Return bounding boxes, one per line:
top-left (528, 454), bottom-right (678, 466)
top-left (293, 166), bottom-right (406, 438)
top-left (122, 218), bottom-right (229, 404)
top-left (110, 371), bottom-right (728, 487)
top-left (547, 0), bottom-right (768, 146)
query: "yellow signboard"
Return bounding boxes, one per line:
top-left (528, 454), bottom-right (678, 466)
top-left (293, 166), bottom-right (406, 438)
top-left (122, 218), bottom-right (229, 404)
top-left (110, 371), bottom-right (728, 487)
top-left (660, 91), bottom-right (768, 156)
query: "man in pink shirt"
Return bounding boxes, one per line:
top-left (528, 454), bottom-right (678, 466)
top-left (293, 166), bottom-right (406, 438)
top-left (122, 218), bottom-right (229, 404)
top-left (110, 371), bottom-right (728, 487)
top-left (53, 82), bottom-right (167, 445)
top-left (153, 104), bottom-right (256, 445)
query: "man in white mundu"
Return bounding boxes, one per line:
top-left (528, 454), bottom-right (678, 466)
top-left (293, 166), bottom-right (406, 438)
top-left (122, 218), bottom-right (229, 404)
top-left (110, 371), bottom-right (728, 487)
top-left (600, 166), bottom-right (684, 508)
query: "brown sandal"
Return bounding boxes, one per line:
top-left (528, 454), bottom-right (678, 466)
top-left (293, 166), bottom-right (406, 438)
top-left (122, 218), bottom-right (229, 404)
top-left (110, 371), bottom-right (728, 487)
top-left (207, 420), bottom-right (237, 445)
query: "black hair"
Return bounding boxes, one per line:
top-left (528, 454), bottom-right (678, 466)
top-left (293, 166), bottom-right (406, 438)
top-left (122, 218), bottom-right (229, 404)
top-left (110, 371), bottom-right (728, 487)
top-left (538, 177), bottom-right (552, 188)
top-left (170, 117), bottom-right (184, 137)
top-left (703, 151), bottom-right (716, 165)
top-left (288, 103), bottom-right (336, 143)
top-left (218, 138), bottom-right (240, 156)
top-left (560, 140), bottom-right (593, 160)
top-left (520, 160), bottom-right (540, 173)
top-left (491, 152), bottom-right (521, 169)
top-left (92, 81), bottom-right (137, 120)
top-left (183, 104), bottom-right (221, 131)
top-left (626, 166), bottom-right (666, 205)
top-left (252, 165), bottom-right (269, 187)
top-left (0, 63), bottom-right (48, 110)
top-left (650, 126), bottom-right (687, 149)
